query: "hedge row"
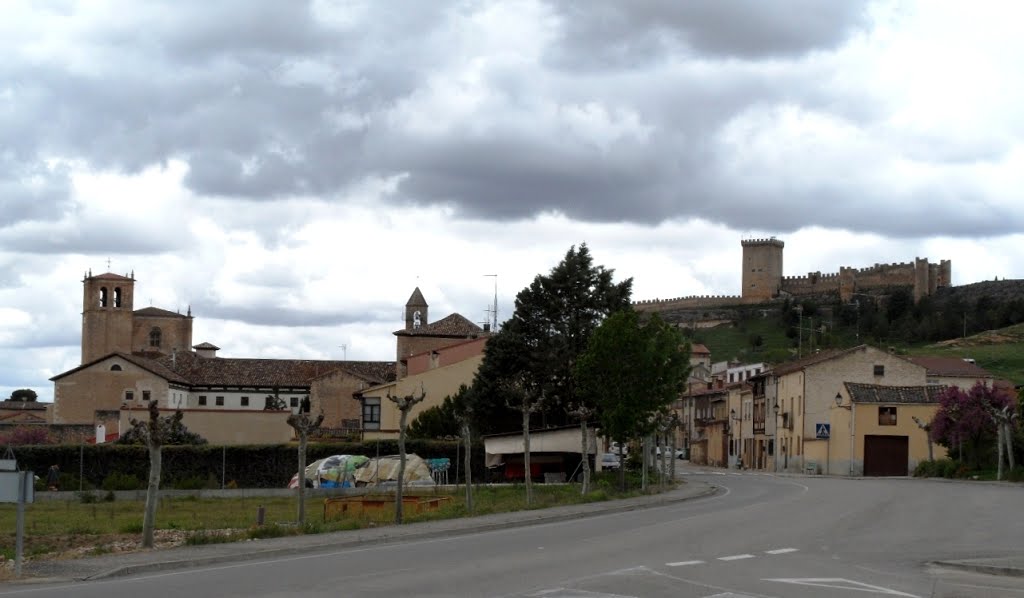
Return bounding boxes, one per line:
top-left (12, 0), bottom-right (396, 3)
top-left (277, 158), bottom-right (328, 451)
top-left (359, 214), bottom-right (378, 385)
top-left (9, 440), bottom-right (486, 489)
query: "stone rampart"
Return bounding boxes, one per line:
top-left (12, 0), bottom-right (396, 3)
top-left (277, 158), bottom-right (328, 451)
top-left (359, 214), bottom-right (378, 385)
top-left (633, 295), bottom-right (749, 313)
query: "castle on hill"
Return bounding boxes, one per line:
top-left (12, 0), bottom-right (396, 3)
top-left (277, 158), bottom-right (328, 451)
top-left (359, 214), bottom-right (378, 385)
top-left (634, 238), bottom-right (951, 313)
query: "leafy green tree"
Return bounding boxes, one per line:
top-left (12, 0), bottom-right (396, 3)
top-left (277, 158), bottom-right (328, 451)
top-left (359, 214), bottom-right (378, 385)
top-left (472, 243), bottom-right (632, 425)
top-left (407, 395), bottom-right (461, 439)
top-left (470, 244), bottom-right (632, 501)
top-left (8, 389), bottom-right (37, 402)
top-left (576, 311), bottom-right (690, 489)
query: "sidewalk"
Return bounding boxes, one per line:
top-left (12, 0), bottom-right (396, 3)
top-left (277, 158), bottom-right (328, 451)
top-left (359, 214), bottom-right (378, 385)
top-left (13, 481), bottom-right (717, 584)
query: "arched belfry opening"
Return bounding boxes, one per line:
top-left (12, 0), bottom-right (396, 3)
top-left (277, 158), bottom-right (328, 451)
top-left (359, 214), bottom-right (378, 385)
top-left (114, 287), bottom-right (122, 308)
top-left (99, 287), bottom-right (108, 308)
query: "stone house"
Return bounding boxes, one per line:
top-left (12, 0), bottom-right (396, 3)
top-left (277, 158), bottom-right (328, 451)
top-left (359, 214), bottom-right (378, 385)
top-left (766, 345), bottom-right (927, 474)
top-left (831, 382), bottom-right (948, 476)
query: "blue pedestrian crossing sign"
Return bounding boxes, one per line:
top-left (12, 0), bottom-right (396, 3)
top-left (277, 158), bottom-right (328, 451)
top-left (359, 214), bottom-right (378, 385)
top-left (815, 423), bottom-right (830, 439)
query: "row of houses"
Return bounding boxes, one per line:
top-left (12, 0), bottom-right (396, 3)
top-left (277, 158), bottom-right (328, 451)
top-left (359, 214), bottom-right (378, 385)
top-left (676, 345), bottom-right (1001, 476)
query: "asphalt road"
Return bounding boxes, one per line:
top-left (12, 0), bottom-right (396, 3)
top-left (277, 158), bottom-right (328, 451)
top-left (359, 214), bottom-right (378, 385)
top-left (4, 468), bottom-right (1024, 597)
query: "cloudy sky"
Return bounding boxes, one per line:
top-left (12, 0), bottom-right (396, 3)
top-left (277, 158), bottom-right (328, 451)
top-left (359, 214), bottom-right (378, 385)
top-left (3, 1), bottom-right (1023, 402)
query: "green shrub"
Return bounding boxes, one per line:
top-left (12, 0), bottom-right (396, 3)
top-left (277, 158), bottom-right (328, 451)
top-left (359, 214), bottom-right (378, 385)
top-left (913, 461), bottom-right (934, 477)
top-left (77, 491), bottom-right (98, 504)
top-left (103, 490), bottom-right (116, 502)
top-left (101, 472), bottom-right (142, 491)
top-left (247, 524), bottom-right (293, 540)
top-left (186, 531), bottom-right (239, 545)
top-left (173, 475), bottom-right (209, 490)
top-left (1007, 466), bottom-right (1024, 482)
top-left (118, 522), bottom-right (144, 534)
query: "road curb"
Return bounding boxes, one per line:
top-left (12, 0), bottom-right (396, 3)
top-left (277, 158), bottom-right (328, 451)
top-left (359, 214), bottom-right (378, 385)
top-left (930, 560), bottom-right (1024, 578)
top-left (75, 482), bottom-right (718, 581)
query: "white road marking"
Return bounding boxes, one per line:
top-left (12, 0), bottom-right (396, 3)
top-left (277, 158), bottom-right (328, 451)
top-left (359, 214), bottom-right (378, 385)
top-left (764, 548), bottom-right (798, 555)
top-left (528, 589), bottom-right (636, 598)
top-left (666, 560), bottom-right (705, 567)
top-left (765, 577), bottom-right (921, 597)
top-left (718, 554), bottom-right (755, 561)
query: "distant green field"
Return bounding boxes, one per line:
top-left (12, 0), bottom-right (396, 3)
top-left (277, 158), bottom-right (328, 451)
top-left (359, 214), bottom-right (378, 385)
top-left (905, 323), bottom-right (1024, 385)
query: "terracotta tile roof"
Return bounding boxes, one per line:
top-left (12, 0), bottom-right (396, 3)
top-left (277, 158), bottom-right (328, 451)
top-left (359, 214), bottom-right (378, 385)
top-left (406, 287), bottom-right (428, 307)
top-left (394, 313), bottom-right (484, 337)
top-left (691, 344), bottom-right (711, 355)
top-left (905, 356), bottom-right (993, 378)
top-left (134, 306), bottom-right (189, 318)
top-left (844, 382), bottom-right (946, 404)
top-left (768, 346), bottom-right (866, 377)
top-left (50, 352), bottom-right (192, 384)
top-left (153, 351), bottom-right (396, 388)
top-left (0, 400), bottom-right (47, 411)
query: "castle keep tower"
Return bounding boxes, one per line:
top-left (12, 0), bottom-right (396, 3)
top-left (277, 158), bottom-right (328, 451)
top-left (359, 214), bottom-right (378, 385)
top-left (81, 271), bottom-right (135, 364)
top-left (741, 238), bottom-right (784, 301)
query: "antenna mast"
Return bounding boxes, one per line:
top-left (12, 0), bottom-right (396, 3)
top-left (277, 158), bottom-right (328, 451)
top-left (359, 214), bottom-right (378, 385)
top-left (484, 274), bottom-right (498, 331)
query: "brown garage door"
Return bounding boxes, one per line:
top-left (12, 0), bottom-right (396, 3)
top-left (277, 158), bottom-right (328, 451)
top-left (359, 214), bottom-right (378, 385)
top-left (863, 435), bottom-right (909, 476)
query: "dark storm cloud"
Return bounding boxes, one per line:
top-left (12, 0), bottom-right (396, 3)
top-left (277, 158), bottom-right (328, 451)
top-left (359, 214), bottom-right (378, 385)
top-left (542, 0), bottom-right (871, 68)
top-left (4, 0), bottom-right (1020, 240)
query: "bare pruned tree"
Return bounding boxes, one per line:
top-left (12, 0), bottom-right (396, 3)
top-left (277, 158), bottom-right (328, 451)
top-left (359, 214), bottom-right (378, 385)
top-left (287, 399), bottom-right (324, 526)
top-left (504, 375), bottom-right (544, 505)
top-left (387, 384), bottom-right (426, 524)
top-left (568, 403), bottom-right (595, 495)
top-left (126, 401), bottom-right (166, 548)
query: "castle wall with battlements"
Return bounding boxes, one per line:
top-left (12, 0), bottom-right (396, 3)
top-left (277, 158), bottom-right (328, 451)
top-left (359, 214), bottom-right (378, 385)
top-left (634, 238), bottom-right (951, 313)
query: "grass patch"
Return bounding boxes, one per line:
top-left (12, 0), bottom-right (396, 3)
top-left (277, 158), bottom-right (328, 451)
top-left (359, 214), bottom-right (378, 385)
top-left (0, 476), bottom-right (673, 562)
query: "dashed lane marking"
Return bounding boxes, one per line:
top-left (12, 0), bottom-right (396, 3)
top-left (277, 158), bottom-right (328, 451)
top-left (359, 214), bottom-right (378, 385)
top-left (764, 548), bottom-right (798, 555)
top-left (718, 554), bottom-right (756, 561)
top-left (666, 560), bottom-right (705, 567)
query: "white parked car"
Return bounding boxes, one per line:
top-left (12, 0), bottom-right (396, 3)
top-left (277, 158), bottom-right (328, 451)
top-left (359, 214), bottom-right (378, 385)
top-left (655, 447), bottom-right (687, 460)
top-left (600, 452), bottom-right (621, 470)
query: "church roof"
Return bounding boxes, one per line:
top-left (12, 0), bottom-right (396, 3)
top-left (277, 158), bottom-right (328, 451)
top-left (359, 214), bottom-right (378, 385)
top-left (152, 351), bottom-right (396, 388)
top-left (406, 287), bottom-right (428, 307)
top-left (135, 306), bottom-right (188, 318)
top-left (193, 342), bottom-right (221, 350)
top-left (50, 352), bottom-right (192, 384)
top-left (393, 313), bottom-right (484, 337)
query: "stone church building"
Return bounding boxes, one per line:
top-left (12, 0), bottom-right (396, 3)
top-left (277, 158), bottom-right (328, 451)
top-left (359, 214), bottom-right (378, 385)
top-left (50, 272), bottom-right (484, 444)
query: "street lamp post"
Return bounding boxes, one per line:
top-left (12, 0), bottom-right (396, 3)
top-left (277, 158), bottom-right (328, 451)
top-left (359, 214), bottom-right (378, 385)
top-left (834, 392), bottom-right (853, 476)
top-left (772, 401), bottom-right (780, 472)
top-left (731, 408), bottom-right (743, 469)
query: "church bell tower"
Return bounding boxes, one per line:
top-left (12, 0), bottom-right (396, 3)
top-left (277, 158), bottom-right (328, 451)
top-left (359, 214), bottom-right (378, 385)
top-left (81, 270), bottom-right (136, 364)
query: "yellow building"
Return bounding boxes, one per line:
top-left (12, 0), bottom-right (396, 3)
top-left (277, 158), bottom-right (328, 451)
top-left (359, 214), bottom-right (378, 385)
top-left (768, 345), bottom-right (927, 473)
top-left (357, 337), bottom-right (487, 440)
top-left (828, 383), bottom-right (947, 476)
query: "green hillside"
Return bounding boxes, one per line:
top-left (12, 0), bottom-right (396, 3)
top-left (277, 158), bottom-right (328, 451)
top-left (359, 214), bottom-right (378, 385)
top-left (693, 318), bottom-right (1024, 385)
top-left (905, 323), bottom-right (1024, 385)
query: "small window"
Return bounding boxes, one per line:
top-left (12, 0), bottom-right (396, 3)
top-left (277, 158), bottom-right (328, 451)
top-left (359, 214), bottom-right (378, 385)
top-left (198, 395), bottom-right (207, 406)
top-left (290, 397), bottom-right (299, 407)
top-left (241, 396), bottom-right (249, 407)
top-left (363, 397), bottom-right (381, 430)
top-left (110, 364), bottom-right (122, 371)
top-left (149, 327), bottom-right (162, 348)
top-left (125, 390), bottom-right (134, 401)
top-left (142, 390), bottom-right (151, 401)
top-left (879, 406), bottom-right (897, 426)
top-left (873, 364), bottom-right (885, 376)
top-left (216, 396), bottom-right (224, 406)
